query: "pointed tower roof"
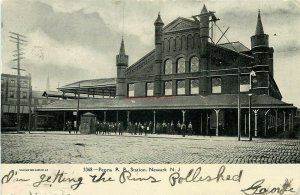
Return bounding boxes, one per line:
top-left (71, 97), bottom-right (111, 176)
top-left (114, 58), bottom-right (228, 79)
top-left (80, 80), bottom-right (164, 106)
top-left (119, 37), bottom-right (126, 55)
top-left (201, 4), bottom-right (208, 14)
top-left (255, 10), bottom-right (264, 35)
top-left (116, 37), bottom-right (128, 66)
top-left (154, 12), bottom-right (164, 25)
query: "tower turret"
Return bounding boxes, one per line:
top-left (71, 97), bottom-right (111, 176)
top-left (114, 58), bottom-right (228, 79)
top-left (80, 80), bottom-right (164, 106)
top-left (154, 12), bottom-right (164, 96)
top-left (199, 4), bottom-right (209, 95)
top-left (251, 10), bottom-right (274, 77)
top-left (116, 37), bottom-right (128, 98)
top-left (251, 10), bottom-right (269, 48)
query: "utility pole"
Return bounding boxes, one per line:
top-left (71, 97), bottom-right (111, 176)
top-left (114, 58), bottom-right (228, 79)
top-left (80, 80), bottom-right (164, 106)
top-left (9, 32), bottom-right (27, 133)
top-left (76, 83), bottom-right (80, 133)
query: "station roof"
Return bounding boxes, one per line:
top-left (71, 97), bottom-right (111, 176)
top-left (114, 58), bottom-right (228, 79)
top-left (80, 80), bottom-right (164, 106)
top-left (36, 94), bottom-right (295, 111)
top-left (218, 42), bottom-right (250, 53)
top-left (58, 78), bottom-right (116, 96)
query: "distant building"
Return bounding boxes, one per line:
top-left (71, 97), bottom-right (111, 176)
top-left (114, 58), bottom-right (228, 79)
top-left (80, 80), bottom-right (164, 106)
top-left (1, 73), bottom-right (56, 130)
top-left (1, 73), bottom-right (32, 129)
top-left (37, 6), bottom-right (296, 137)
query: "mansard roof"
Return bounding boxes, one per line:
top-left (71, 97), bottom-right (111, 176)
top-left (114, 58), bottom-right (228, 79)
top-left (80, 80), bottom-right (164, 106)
top-left (163, 17), bottom-right (198, 34)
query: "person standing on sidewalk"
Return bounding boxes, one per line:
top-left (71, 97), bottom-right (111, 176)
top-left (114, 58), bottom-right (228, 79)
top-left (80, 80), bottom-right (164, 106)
top-left (188, 121), bottom-right (193, 136)
top-left (181, 123), bottom-right (186, 137)
top-left (176, 121), bottom-right (181, 135)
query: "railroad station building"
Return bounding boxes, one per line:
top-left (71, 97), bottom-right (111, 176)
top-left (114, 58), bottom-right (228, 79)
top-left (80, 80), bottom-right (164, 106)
top-left (36, 5), bottom-right (296, 137)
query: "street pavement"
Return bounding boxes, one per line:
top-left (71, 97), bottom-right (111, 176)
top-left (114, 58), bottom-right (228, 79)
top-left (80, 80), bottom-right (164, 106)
top-left (1, 131), bottom-right (300, 164)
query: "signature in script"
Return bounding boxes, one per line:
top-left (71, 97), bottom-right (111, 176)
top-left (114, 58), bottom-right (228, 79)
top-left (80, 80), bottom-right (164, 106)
top-left (241, 178), bottom-right (295, 195)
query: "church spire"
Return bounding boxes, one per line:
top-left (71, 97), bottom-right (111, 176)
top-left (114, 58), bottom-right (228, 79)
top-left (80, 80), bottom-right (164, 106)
top-left (255, 10), bottom-right (264, 35)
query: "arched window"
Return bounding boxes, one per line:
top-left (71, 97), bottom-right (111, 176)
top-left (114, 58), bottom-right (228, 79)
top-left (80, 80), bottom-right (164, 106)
top-left (164, 59), bottom-right (172, 75)
top-left (177, 58), bottom-right (185, 73)
top-left (190, 56), bottom-right (199, 72)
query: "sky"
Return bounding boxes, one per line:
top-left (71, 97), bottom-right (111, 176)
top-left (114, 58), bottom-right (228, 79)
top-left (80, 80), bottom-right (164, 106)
top-left (1, 0), bottom-right (300, 107)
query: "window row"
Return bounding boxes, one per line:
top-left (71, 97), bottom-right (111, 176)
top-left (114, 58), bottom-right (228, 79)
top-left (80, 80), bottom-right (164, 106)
top-left (128, 82), bottom-right (154, 97)
top-left (164, 56), bottom-right (199, 75)
top-left (8, 80), bottom-right (28, 87)
top-left (8, 91), bottom-right (28, 98)
top-left (164, 79), bottom-right (199, 96)
top-left (127, 76), bottom-right (251, 97)
top-left (211, 76), bottom-right (251, 94)
top-left (163, 34), bottom-right (199, 52)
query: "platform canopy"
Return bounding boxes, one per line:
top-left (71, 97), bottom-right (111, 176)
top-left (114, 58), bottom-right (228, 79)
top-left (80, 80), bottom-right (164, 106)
top-left (37, 94), bottom-right (296, 111)
top-left (57, 78), bottom-right (116, 97)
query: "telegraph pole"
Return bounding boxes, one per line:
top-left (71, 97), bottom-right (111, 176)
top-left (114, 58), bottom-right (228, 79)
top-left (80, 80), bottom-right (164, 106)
top-left (76, 83), bottom-right (80, 133)
top-left (9, 32), bottom-right (27, 133)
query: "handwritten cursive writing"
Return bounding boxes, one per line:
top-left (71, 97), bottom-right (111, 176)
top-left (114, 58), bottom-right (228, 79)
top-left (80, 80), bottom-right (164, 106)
top-left (119, 170), bottom-right (161, 184)
top-left (1, 170), bottom-right (30, 184)
top-left (241, 179), bottom-right (295, 195)
top-left (90, 172), bottom-right (115, 183)
top-left (32, 170), bottom-right (83, 190)
top-left (169, 165), bottom-right (243, 186)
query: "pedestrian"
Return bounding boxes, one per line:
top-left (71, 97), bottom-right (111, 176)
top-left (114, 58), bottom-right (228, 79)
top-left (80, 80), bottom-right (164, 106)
top-left (176, 121), bottom-right (181, 135)
top-left (113, 122), bottom-right (117, 135)
top-left (148, 121), bottom-right (153, 134)
top-left (118, 122), bottom-right (124, 135)
top-left (156, 122), bottom-right (161, 134)
top-left (188, 121), bottom-right (193, 136)
top-left (102, 122), bottom-right (107, 135)
top-left (138, 122), bottom-right (143, 135)
top-left (170, 121), bottom-right (175, 135)
top-left (67, 121), bottom-right (72, 134)
top-left (134, 122), bottom-right (138, 135)
top-left (162, 121), bottom-right (167, 134)
top-left (145, 122), bottom-right (148, 136)
top-left (167, 122), bottom-right (171, 134)
top-left (181, 123), bottom-right (186, 137)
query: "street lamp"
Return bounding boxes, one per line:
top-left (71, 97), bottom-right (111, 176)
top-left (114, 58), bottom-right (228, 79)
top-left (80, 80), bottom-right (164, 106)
top-left (249, 70), bottom-right (256, 90)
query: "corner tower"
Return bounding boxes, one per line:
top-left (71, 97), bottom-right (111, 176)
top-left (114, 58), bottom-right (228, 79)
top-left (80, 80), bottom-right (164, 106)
top-left (251, 10), bottom-right (274, 76)
top-left (116, 37), bottom-right (128, 98)
top-left (199, 5), bottom-right (209, 95)
top-left (153, 12), bottom-right (164, 96)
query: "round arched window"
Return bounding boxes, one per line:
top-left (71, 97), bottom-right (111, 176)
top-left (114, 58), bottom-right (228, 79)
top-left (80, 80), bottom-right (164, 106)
top-left (164, 59), bottom-right (172, 75)
top-left (190, 56), bottom-right (199, 72)
top-left (177, 58), bottom-right (185, 73)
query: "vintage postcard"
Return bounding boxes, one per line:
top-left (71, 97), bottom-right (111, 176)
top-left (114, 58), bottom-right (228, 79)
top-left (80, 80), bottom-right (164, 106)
top-left (1, 0), bottom-right (300, 194)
